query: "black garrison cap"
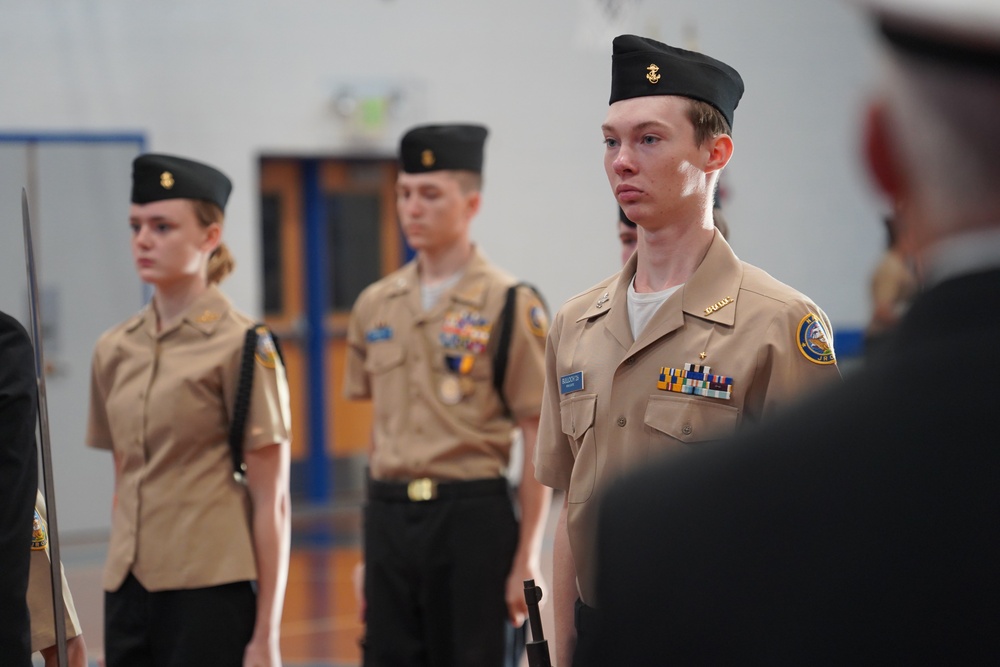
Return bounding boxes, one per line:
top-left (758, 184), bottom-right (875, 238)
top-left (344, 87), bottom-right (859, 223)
top-left (610, 34), bottom-right (745, 128)
top-left (399, 124), bottom-right (489, 174)
top-left (131, 153), bottom-right (233, 211)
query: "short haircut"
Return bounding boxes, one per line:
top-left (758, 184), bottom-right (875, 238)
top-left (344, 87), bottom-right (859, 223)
top-left (450, 170), bottom-right (483, 194)
top-left (686, 99), bottom-right (732, 147)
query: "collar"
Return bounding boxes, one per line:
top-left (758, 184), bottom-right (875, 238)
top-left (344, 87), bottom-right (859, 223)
top-left (386, 246), bottom-right (494, 310)
top-left (575, 230), bottom-right (743, 325)
top-left (682, 230), bottom-right (744, 327)
top-left (126, 285), bottom-right (231, 338)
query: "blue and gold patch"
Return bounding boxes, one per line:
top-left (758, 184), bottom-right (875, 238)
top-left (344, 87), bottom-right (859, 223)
top-left (254, 326), bottom-right (278, 369)
top-left (31, 508), bottom-right (47, 551)
top-left (797, 313), bottom-right (836, 365)
top-left (528, 303), bottom-right (548, 338)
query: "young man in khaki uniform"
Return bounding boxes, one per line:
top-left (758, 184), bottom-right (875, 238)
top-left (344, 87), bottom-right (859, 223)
top-left (344, 124), bottom-right (551, 666)
top-left (534, 35), bottom-right (841, 666)
top-left (595, 3), bottom-right (1000, 662)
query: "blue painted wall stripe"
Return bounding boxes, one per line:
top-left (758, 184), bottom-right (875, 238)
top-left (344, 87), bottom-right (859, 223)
top-left (302, 160), bottom-right (330, 502)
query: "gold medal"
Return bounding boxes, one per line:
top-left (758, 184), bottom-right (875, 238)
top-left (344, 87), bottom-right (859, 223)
top-left (440, 376), bottom-right (462, 405)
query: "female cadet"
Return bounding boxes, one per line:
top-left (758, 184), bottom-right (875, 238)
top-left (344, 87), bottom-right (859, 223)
top-left (87, 154), bottom-right (292, 667)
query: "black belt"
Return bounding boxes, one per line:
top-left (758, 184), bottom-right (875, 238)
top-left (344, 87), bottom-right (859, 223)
top-left (368, 477), bottom-right (508, 503)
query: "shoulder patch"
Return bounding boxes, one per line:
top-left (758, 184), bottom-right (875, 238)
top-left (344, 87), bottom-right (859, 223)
top-left (31, 508), bottom-right (47, 551)
top-left (254, 326), bottom-right (278, 369)
top-left (797, 313), bottom-right (836, 365)
top-left (527, 300), bottom-right (548, 338)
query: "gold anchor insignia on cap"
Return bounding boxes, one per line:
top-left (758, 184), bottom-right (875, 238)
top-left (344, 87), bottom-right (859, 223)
top-left (421, 149), bottom-right (435, 168)
top-left (160, 171), bottom-right (175, 189)
top-left (646, 63), bottom-right (661, 84)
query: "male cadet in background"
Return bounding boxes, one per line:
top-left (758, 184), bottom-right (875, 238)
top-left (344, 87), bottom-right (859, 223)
top-left (595, 2), bottom-right (1000, 663)
top-left (617, 207), bottom-right (638, 266)
top-left (620, 186), bottom-right (730, 267)
top-left (344, 123), bottom-right (551, 666)
top-left (534, 35), bottom-right (841, 666)
top-left (0, 311), bottom-right (38, 666)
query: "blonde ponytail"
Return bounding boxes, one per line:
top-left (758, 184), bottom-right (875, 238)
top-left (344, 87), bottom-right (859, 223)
top-left (207, 242), bottom-right (236, 285)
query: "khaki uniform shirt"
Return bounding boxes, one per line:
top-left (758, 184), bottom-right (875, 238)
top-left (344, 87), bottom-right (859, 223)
top-left (28, 491), bottom-right (82, 652)
top-left (534, 232), bottom-right (841, 605)
top-left (344, 247), bottom-right (548, 481)
top-left (87, 286), bottom-right (292, 592)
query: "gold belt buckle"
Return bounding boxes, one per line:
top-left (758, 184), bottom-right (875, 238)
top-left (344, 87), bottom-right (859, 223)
top-left (407, 478), bottom-right (437, 502)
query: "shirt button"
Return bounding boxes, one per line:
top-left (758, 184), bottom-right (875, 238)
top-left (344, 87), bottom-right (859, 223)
top-left (617, 417), bottom-right (626, 427)
top-left (682, 424), bottom-right (693, 435)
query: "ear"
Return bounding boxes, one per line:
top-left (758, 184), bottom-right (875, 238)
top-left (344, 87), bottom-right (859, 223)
top-left (864, 100), bottom-right (904, 201)
top-left (201, 222), bottom-right (222, 253)
top-left (704, 134), bottom-right (734, 174)
top-left (464, 189), bottom-right (482, 219)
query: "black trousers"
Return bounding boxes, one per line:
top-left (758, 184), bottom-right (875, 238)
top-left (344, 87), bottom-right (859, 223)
top-left (104, 573), bottom-right (256, 667)
top-left (364, 484), bottom-right (520, 667)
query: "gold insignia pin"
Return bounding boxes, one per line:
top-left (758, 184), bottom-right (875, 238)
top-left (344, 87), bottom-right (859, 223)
top-left (194, 310), bottom-right (220, 323)
top-left (596, 292), bottom-right (610, 309)
top-left (704, 296), bottom-right (734, 316)
top-left (160, 171), bottom-right (175, 189)
top-left (646, 63), bottom-right (661, 84)
top-left (421, 149), bottom-right (435, 168)
top-left (699, 352), bottom-right (707, 360)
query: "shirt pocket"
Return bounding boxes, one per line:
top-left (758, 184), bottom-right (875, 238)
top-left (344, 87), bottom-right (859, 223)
top-left (644, 394), bottom-right (739, 445)
top-left (560, 393), bottom-right (597, 503)
top-left (364, 343), bottom-right (407, 423)
top-left (364, 342), bottom-right (405, 375)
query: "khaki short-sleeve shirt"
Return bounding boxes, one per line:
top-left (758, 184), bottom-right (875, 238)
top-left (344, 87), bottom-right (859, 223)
top-left (535, 232), bottom-right (841, 605)
top-left (28, 490), bottom-right (83, 652)
top-left (87, 286), bottom-right (292, 592)
top-left (344, 247), bottom-right (548, 481)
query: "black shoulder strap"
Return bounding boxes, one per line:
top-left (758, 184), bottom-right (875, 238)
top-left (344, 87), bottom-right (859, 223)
top-left (228, 323), bottom-right (285, 485)
top-left (493, 283), bottom-right (547, 414)
top-left (229, 326), bottom-right (258, 484)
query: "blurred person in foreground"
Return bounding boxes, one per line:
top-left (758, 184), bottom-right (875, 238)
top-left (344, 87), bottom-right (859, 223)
top-left (0, 311), bottom-right (38, 666)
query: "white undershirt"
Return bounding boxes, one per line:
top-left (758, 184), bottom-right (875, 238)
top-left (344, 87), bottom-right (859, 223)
top-left (627, 277), bottom-right (683, 341)
top-left (421, 272), bottom-right (463, 311)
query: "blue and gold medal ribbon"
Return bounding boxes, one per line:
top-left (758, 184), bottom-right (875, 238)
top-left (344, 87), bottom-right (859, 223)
top-left (445, 353), bottom-right (476, 374)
